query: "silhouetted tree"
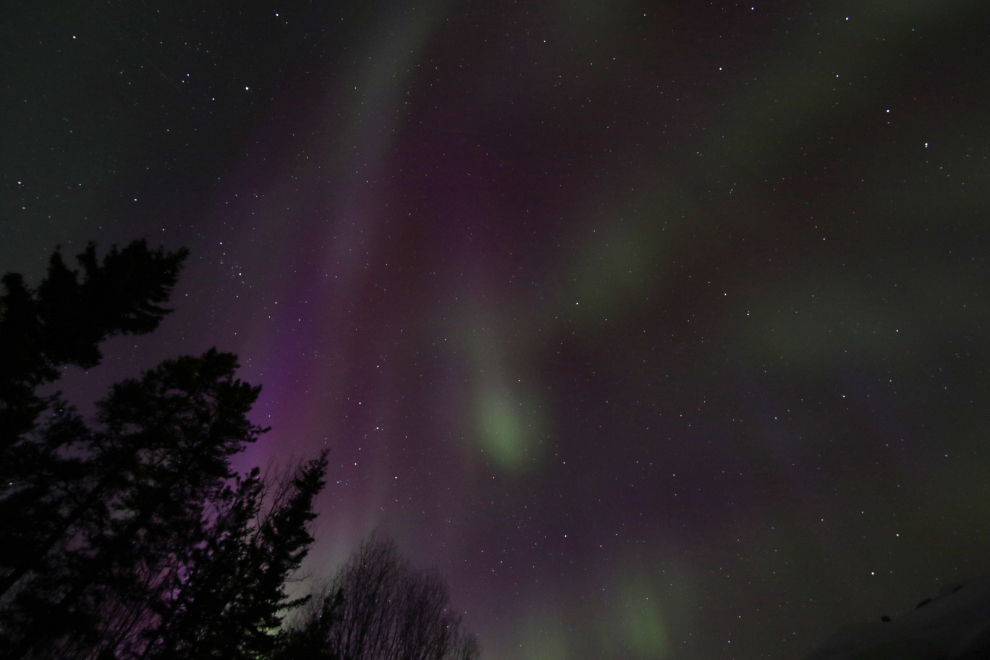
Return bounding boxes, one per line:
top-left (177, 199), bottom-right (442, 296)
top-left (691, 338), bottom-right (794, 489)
top-left (1, 240), bottom-right (476, 660)
top-left (0, 240), bottom-right (188, 602)
top-left (0, 241), bottom-right (326, 660)
top-left (278, 539), bottom-right (480, 660)
top-left (139, 451), bottom-right (329, 660)
top-left (0, 240), bottom-right (188, 449)
top-left (1, 349), bottom-right (272, 660)
top-left (275, 588), bottom-right (344, 660)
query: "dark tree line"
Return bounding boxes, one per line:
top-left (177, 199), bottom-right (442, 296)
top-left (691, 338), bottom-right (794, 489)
top-left (0, 241), bottom-right (478, 660)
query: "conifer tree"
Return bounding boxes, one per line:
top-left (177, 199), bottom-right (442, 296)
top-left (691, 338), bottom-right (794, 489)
top-left (0, 241), bottom-right (333, 660)
top-left (1, 350), bottom-right (271, 660)
top-left (0, 240), bottom-right (188, 449)
top-left (0, 240), bottom-right (188, 600)
top-left (141, 451), bottom-right (329, 660)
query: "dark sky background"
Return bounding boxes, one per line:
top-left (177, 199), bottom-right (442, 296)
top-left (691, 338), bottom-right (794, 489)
top-left (3, 1), bottom-right (990, 658)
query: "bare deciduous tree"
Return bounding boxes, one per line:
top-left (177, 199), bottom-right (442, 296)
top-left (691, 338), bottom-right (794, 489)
top-left (279, 538), bottom-right (479, 660)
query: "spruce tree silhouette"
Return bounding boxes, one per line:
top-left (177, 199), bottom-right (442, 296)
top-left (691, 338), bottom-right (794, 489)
top-left (1, 349), bottom-right (273, 659)
top-left (139, 452), bottom-right (329, 660)
top-left (1, 240), bottom-right (189, 617)
top-left (0, 240), bottom-right (188, 449)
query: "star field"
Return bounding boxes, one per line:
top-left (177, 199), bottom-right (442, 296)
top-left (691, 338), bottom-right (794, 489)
top-left (3, 1), bottom-right (990, 658)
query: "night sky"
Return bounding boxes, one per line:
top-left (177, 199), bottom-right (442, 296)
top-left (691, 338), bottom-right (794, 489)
top-left (3, 1), bottom-right (990, 658)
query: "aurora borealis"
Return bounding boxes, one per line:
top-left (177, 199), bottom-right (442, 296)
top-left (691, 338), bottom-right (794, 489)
top-left (3, 1), bottom-right (990, 658)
